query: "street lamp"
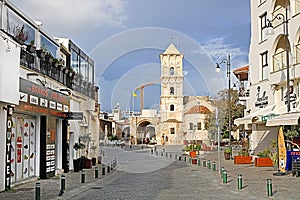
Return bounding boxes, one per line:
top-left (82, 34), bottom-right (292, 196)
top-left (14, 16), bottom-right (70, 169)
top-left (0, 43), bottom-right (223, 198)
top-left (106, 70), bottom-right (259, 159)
top-left (216, 54), bottom-right (232, 146)
top-left (265, 8), bottom-right (290, 113)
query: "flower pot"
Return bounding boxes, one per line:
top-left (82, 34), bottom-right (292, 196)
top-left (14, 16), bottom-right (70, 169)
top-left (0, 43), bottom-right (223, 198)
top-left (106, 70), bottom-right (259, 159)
top-left (234, 156), bottom-right (252, 164)
top-left (98, 156), bottom-right (102, 164)
top-left (255, 157), bottom-right (273, 167)
top-left (224, 152), bottom-right (231, 160)
top-left (73, 159), bottom-right (80, 172)
top-left (189, 151), bottom-right (197, 158)
top-left (84, 158), bottom-right (92, 169)
top-left (92, 158), bottom-right (96, 166)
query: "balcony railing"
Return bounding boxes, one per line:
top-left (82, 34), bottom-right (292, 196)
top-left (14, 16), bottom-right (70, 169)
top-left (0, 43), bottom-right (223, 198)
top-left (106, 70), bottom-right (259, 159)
top-left (20, 49), bottom-right (96, 99)
top-left (272, 50), bottom-right (287, 72)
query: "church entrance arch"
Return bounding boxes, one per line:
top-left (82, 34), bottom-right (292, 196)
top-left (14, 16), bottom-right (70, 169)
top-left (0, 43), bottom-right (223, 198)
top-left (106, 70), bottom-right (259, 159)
top-left (136, 120), bottom-right (156, 144)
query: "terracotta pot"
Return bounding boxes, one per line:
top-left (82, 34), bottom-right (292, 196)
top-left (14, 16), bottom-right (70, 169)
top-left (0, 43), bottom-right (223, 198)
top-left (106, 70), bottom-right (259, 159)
top-left (189, 151), bottom-right (197, 158)
top-left (224, 152), bottom-right (231, 160)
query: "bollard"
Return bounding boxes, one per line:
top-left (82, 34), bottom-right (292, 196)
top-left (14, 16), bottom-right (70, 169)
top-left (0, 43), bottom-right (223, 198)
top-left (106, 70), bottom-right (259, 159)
top-left (198, 158), bottom-right (201, 166)
top-left (166, 152), bottom-right (168, 157)
top-left (207, 160), bottom-right (211, 169)
top-left (154, 146), bottom-right (157, 152)
top-left (156, 151), bottom-right (158, 156)
top-left (267, 178), bottom-right (272, 196)
top-left (102, 166), bottom-right (106, 176)
top-left (61, 174), bottom-right (65, 191)
top-left (221, 167), bottom-right (225, 177)
top-left (170, 153), bottom-right (172, 159)
top-left (222, 170), bottom-right (227, 184)
top-left (161, 151), bottom-right (163, 156)
top-left (189, 157), bottom-right (191, 163)
top-left (111, 162), bottom-right (113, 171)
top-left (175, 154), bottom-right (177, 160)
top-left (95, 167), bottom-right (99, 178)
top-left (203, 159), bottom-right (206, 167)
top-left (130, 145), bottom-right (132, 149)
top-left (142, 145), bottom-right (144, 149)
top-left (151, 148), bottom-right (153, 154)
top-left (179, 156), bottom-right (182, 161)
top-left (35, 182), bottom-right (40, 200)
top-left (107, 165), bottom-right (110, 173)
top-left (238, 174), bottom-right (242, 189)
top-left (184, 156), bottom-right (187, 162)
top-left (114, 158), bottom-right (117, 168)
top-left (81, 169), bottom-right (86, 183)
top-left (212, 162), bottom-right (216, 171)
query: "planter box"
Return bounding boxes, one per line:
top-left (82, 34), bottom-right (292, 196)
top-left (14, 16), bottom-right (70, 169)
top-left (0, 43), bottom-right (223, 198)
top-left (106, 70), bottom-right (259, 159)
top-left (255, 157), bottom-right (273, 167)
top-left (84, 158), bottom-right (92, 169)
top-left (234, 156), bottom-right (252, 164)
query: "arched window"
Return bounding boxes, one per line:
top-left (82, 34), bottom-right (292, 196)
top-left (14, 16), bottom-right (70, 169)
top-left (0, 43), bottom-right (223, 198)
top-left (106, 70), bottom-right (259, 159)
top-left (170, 67), bottom-right (174, 75)
top-left (170, 104), bottom-right (174, 111)
top-left (170, 87), bottom-right (174, 95)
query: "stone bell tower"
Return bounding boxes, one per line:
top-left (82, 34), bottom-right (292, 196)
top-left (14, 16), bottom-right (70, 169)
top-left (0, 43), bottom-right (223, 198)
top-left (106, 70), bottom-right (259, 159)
top-left (159, 43), bottom-right (184, 145)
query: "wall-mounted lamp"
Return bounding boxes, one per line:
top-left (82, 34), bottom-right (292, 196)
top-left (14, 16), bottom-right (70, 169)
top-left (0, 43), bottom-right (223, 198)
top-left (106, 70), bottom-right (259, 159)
top-left (271, 84), bottom-right (279, 91)
top-left (3, 105), bottom-right (15, 116)
top-left (36, 78), bottom-right (46, 87)
top-left (26, 72), bottom-right (39, 78)
top-left (60, 88), bottom-right (72, 96)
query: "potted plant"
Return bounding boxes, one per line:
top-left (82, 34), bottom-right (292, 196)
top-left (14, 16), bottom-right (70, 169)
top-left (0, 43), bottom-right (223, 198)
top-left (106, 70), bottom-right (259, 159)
top-left (73, 142), bottom-right (85, 172)
top-left (234, 149), bottom-right (252, 164)
top-left (224, 147), bottom-right (232, 160)
top-left (255, 149), bottom-right (274, 167)
top-left (90, 145), bottom-right (97, 166)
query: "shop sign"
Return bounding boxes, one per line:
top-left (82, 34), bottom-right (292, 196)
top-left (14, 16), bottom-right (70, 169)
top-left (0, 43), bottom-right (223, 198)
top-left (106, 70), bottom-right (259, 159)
top-left (255, 86), bottom-right (268, 108)
top-left (5, 114), bottom-right (12, 189)
top-left (65, 112), bottom-right (84, 120)
top-left (18, 78), bottom-right (70, 117)
top-left (261, 114), bottom-right (279, 122)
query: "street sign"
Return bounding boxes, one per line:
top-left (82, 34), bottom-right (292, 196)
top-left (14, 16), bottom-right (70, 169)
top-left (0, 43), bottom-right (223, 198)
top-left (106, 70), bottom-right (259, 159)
top-left (66, 112), bottom-right (84, 120)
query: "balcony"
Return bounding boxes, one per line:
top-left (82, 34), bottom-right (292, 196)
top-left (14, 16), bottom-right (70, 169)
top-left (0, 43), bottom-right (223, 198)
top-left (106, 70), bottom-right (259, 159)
top-left (20, 49), bottom-right (96, 99)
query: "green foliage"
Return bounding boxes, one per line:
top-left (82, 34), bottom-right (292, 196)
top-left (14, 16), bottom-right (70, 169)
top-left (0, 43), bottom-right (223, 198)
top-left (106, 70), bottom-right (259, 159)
top-left (257, 149), bottom-right (271, 158)
top-left (108, 135), bottom-right (118, 141)
top-left (73, 143), bottom-right (85, 150)
top-left (284, 129), bottom-right (299, 139)
top-left (224, 147), bottom-right (232, 154)
top-left (238, 149), bottom-right (249, 156)
top-left (183, 144), bottom-right (201, 151)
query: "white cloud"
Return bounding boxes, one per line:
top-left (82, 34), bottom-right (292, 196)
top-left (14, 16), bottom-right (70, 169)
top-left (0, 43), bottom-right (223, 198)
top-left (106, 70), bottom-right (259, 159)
top-left (10, 0), bottom-right (127, 35)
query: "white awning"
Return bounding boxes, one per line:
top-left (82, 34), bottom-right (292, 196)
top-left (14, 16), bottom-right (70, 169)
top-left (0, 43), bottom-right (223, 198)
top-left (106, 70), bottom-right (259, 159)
top-left (234, 106), bottom-right (275, 126)
top-left (266, 112), bottom-right (300, 126)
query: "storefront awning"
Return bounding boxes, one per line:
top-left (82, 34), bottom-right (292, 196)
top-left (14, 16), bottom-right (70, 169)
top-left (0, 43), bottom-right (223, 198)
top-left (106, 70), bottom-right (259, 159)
top-left (234, 106), bottom-right (275, 126)
top-left (266, 112), bottom-right (300, 126)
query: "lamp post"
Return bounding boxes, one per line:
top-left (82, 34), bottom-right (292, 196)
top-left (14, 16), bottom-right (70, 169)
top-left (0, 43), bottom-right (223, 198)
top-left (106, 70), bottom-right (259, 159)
top-left (216, 54), bottom-right (232, 146)
top-left (216, 107), bottom-right (221, 174)
top-left (266, 7), bottom-right (290, 113)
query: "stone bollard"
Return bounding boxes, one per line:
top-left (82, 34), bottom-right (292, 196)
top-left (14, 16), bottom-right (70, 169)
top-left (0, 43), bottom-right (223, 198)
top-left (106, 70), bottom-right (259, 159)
top-left (267, 178), bottom-right (272, 196)
top-left (238, 174), bottom-right (242, 189)
top-left (95, 167), bottom-right (99, 178)
top-left (35, 182), bottom-right (40, 200)
top-left (61, 174), bottom-right (66, 191)
top-left (222, 170), bottom-right (227, 184)
top-left (81, 169), bottom-right (86, 183)
top-left (102, 166), bottom-right (106, 176)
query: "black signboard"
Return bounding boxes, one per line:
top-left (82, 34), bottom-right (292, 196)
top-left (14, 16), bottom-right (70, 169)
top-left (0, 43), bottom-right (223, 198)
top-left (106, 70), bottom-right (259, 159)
top-left (66, 112), bottom-right (84, 120)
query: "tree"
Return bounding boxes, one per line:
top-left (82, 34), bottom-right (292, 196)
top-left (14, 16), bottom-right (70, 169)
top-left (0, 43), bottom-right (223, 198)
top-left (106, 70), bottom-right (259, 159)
top-left (207, 88), bottom-right (245, 141)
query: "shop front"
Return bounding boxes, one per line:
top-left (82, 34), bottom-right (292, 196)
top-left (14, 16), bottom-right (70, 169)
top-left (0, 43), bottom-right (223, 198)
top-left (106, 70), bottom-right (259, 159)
top-left (8, 78), bottom-right (70, 185)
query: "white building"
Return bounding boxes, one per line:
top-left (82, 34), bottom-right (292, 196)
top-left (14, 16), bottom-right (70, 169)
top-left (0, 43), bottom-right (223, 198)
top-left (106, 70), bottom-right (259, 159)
top-left (235, 0), bottom-right (300, 154)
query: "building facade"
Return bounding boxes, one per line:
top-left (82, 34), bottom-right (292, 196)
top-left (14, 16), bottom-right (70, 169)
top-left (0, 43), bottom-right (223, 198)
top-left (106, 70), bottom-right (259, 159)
top-left (0, 0), bottom-right (99, 191)
top-left (235, 0), bottom-right (300, 154)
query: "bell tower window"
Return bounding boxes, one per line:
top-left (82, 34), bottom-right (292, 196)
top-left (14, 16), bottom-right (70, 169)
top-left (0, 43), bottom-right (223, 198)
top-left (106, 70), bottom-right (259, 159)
top-left (170, 87), bottom-right (174, 95)
top-left (170, 67), bottom-right (174, 75)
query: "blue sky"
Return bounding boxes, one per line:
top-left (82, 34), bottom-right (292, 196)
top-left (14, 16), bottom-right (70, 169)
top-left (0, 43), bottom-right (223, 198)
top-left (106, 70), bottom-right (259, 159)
top-left (10, 0), bottom-right (251, 112)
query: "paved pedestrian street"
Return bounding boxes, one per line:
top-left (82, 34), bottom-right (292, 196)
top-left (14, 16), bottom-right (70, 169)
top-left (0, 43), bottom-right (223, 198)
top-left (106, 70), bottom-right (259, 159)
top-left (1, 145), bottom-right (299, 200)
